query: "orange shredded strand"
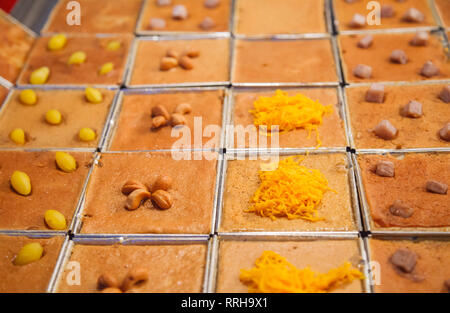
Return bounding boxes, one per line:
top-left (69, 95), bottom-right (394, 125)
top-left (240, 251), bottom-right (364, 293)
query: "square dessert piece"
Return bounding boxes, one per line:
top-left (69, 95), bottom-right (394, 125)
top-left (334, 0), bottom-right (437, 31)
top-left (369, 239), bottom-right (450, 293)
top-left (232, 39), bottom-right (338, 84)
top-left (137, 0), bottom-right (231, 34)
top-left (0, 88), bottom-right (116, 149)
top-left (217, 240), bottom-right (365, 292)
top-left (109, 89), bottom-right (224, 151)
top-left (357, 153), bottom-right (449, 229)
top-left (235, 0), bottom-right (327, 35)
top-left (129, 38), bottom-right (230, 87)
top-left (57, 243), bottom-right (207, 293)
top-left (43, 0), bottom-right (143, 34)
top-left (18, 34), bottom-right (133, 86)
top-left (80, 152), bottom-right (218, 234)
top-left (0, 151), bottom-right (93, 230)
top-left (229, 88), bottom-right (347, 149)
top-left (0, 235), bottom-right (64, 293)
top-left (434, 0), bottom-right (450, 28)
top-left (339, 32), bottom-right (450, 83)
top-left (220, 154), bottom-right (357, 232)
top-left (0, 10), bottom-right (35, 84)
top-left (347, 84), bottom-right (450, 150)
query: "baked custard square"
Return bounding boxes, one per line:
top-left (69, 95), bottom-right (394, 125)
top-left (57, 243), bottom-right (207, 293)
top-left (229, 88), bottom-right (347, 149)
top-left (129, 38), bottom-right (230, 86)
top-left (18, 34), bottom-right (133, 86)
top-left (0, 151), bottom-right (93, 230)
top-left (220, 154), bottom-right (357, 232)
top-left (0, 88), bottom-right (116, 149)
top-left (217, 240), bottom-right (364, 293)
top-left (43, 0), bottom-right (143, 34)
top-left (80, 152), bottom-right (218, 234)
top-left (232, 39), bottom-right (338, 84)
top-left (0, 235), bottom-right (64, 293)
top-left (235, 0), bottom-right (327, 35)
top-left (109, 89), bottom-right (224, 151)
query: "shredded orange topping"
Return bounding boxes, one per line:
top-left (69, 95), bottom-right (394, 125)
top-left (246, 156), bottom-right (335, 221)
top-left (240, 251), bottom-right (364, 293)
top-left (250, 89), bottom-right (332, 147)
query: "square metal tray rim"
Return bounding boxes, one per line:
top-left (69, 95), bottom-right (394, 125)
top-left (351, 151), bottom-right (450, 235)
top-left (207, 234), bottom-right (371, 293)
top-left (101, 87), bottom-right (230, 152)
top-left (215, 150), bottom-right (363, 234)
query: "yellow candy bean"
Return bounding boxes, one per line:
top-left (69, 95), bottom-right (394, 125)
top-left (29, 67), bottom-right (50, 85)
top-left (10, 170), bottom-right (31, 196)
top-left (68, 51), bottom-right (87, 65)
top-left (13, 243), bottom-right (43, 266)
top-left (99, 62), bottom-right (114, 75)
top-left (45, 109), bottom-right (62, 125)
top-left (106, 41), bottom-right (121, 51)
top-left (47, 34), bottom-right (67, 51)
top-left (55, 151), bottom-right (77, 173)
top-left (78, 127), bottom-right (96, 141)
top-left (19, 89), bottom-right (37, 105)
top-left (44, 210), bottom-right (67, 230)
top-left (10, 128), bottom-right (26, 145)
top-left (85, 87), bottom-right (103, 104)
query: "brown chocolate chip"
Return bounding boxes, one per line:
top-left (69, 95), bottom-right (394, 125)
top-left (353, 64), bottom-right (372, 78)
top-left (439, 123), bottom-right (450, 141)
top-left (438, 85), bottom-right (450, 103)
top-left (199, 17), bottom-right (216, 30)
top-left (365, 84), bottom-right (385, 103)
top-left (402, 8), bottom-right (425, 23)
top-left (172, 4), bottom-right (188, 20)
top-left (349, 14), bottom-right (365, 28)
top-left (426, 180), bottom-right (448, 195)
top-left (149, 18), bottom-right (166, 30)
top-left (390, 49), bottom-right (408, 64)
top-left (389, 249), bottom-right (417, 273)
top-left (389, 200), bottom-right (414, 218)
top-left (375, 160), bottom-right (395, 177)
top-left (420, 61), bottom-right (439, 78)
top-left (357, 34), bottom-right (373, 49)
top-left (410, 31), bottom-right (429, 46)
top-left (400, 100), bottom-right (423, 118)
top-left (380, 5), bottom-right (395, 18)
top-left (373, 120), bottom-right (398, 140)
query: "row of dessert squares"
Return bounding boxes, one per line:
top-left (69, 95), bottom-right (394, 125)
top-left (2, 30), bottom-right (450, 87)
top-left (39, 0), bottom-right (450, 34)
top-left (2, 234), bottom-right (449, 293)
top-left (1, 151), bottom-right (448, 233)
top-left (0, 85), bottom-right (448, 150)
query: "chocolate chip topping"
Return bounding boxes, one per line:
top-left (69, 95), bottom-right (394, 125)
top-left (373, 120), bottom-right (398, 140)
top-left (199, 17), bottom-right (215, 30)
top-left (420, 61), bottom-right (439, 78)
top-left (439, 85), bottom-right (450, 103)
top-left (400, 100), bottom-right (423, 118)
top-left (389, 249), bottom-right (417, 273)
top-left (426, 180), bottom-right (448, 195)
top-left (172, 5), bottom-right (188, 20)
top-left (375, 161), bottom-right (395, 177)
top-left (389, 200), bottom-right (414, 218)
top-left (390, 49), bottom-right (408, 64)
top-left (350, 14), bottom-right (365, 28)
top-left (380, 5), bottom-right (395, 18)
top-left (410, 31), bottom-right (429, 46)
top-left (402, 8), bottom-right (425, 23)
top-left (353, 64), bottom-right (372, 78)
top-left (357, 34), bottom-right (373, 49)
top-left (439, 123), bottom-right (450, 141)
top-left (365, 84), bottom-right (385, 103)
